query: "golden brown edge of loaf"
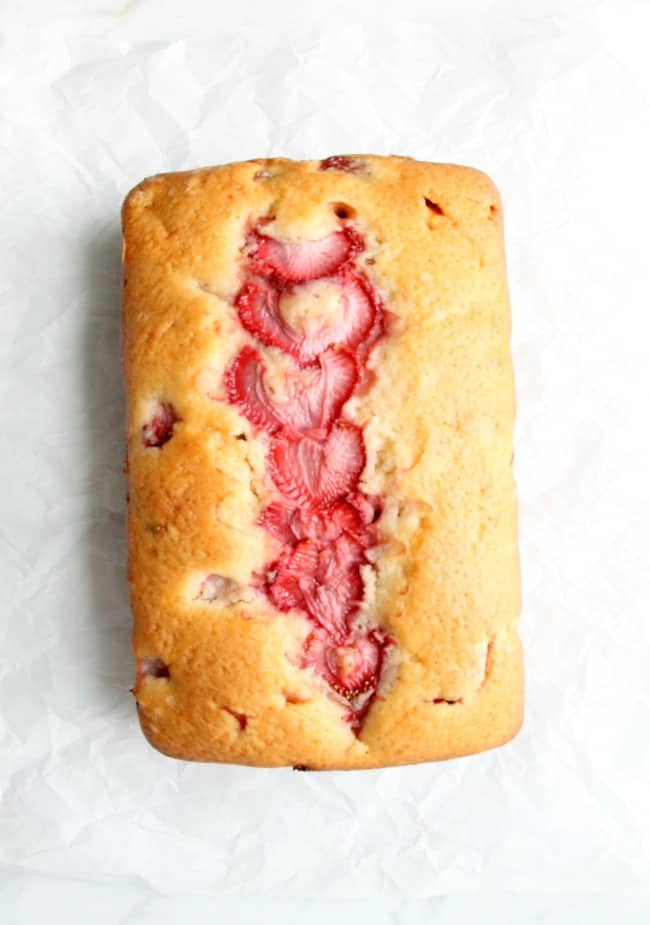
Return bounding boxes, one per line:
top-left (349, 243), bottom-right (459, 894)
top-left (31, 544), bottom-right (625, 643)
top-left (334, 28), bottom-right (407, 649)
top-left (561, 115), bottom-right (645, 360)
top-left (122, 154), bottom-right (523, 770)
top-left (134, 639), bottom-right (524, 770)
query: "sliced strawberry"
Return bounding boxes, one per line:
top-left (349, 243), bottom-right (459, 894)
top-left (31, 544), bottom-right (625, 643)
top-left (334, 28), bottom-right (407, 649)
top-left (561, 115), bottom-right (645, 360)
top-left (358, 305), bottom-right (385, 354)
top-left (313, 348), bottom-right (359, 430)
top-left (348, 492), bottom-right (383, 526)
top-left (252, 348), bottom-right (354, 435)
top-left (326, 502), bottom-right (368, 542)
top-left (300, 574), bottom-right (361, 639)
top-left (226, 346), bottom-right (358, 435)
top-left (236, 268), bottom-right (378, 367)
top-left (288, 268), bottom-right (377, 365)
top-left (225, 345), bottom-right (284, 433)
top-left (319, 155), bottom-right (367, 174)
top-left (258, 499), bottom-right (296, 544)
top-left (290, 502), bottom-right (363, 545)
top-left (286, 505), bottom-right (324, 543)
top-left (268, 540), bottom-right (319, 612)
top-left (303, 626), bottom-right (392, 721)
top-left (249, 226), bottom-right (363, 284)
top-left (267, 533), bottom-right (364, 626)
top-left (268, 422), bottom-right (365, 507)
top-left (142, 402), bottom-right (179, 448)
top-left (235, 278), bottom-right (299, 358)
top-left (261, 497), bottom-right (373, 549)
top-left (299, 545), bottom-right (364, 638)
top-left (262, 501), bottom-right (336, 546)
top-left (351, 273), bottom-right (386, 355)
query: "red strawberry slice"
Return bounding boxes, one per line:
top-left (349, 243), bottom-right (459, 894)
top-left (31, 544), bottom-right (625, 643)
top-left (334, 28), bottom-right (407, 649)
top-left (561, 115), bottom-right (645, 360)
top-left (330, 500), bottom-right (368, 534)
top-left (299, 544), bottom-right (364, 638)
top-left (303, 627), bottom-right (392, 720)
top-left (300, 575), bottom-right (361, 639)
top-left (288, 267), bottom-right (378, 364)
top-left (235, 278), bottom-right (299, 358)
top-left (316, 349), bottom-right (359, 431)
top-left (258, 499), bottom-right (296, 545)
top-left (226, 346), bottom-right (358, 435)
top-left (268, 422), bottom-right (365, 506)
top-left (268, 540), bottom-right (319, 612)
top-left (343, 271), bottom-right (386, 356)
top-left (348, 492), bottom-right (383, 526)
top-left (249, 226), bottom-right (363, 284)
top-left (268, 538), bottom-right (364, 637)
top-left (142, 402), bottom-right (179, 448)
top-left (260, 498), bottom-right (373, 548)
top-left (282, 504), bottom-right (321, 543)
top-left (225, 345), bottom-right (284, 433)
top-left (289, 506), bottom-right (331, 544)
top-left (292, 503), bottom-right (372, 547)
top-left (235, 268), bottom-right (377, 367)
top-left (356, 294), bottom-right (385, 355)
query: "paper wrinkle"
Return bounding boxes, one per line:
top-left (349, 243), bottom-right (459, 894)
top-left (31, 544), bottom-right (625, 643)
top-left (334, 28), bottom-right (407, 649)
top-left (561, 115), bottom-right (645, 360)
top-left (2, 0), bottom-right (650, 900)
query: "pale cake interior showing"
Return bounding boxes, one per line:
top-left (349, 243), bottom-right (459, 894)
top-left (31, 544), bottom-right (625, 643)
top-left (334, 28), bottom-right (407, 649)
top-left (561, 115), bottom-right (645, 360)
top-left (122, 155), bottom-right (522, 769)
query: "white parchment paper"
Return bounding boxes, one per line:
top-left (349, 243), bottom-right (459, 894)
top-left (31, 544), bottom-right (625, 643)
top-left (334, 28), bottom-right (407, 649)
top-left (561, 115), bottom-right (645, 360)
top-left (2, 0), bottom-right (650, 902)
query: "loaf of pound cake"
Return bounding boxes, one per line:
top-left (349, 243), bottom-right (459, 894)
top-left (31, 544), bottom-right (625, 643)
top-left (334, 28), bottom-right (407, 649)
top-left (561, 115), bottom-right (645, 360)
top-left (122, 154), bottom-right (522, 769)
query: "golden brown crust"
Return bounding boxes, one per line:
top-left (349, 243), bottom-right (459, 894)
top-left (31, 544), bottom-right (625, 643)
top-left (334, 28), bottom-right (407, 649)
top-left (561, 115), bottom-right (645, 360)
top-left (122, 155), bottom-right (522, 769)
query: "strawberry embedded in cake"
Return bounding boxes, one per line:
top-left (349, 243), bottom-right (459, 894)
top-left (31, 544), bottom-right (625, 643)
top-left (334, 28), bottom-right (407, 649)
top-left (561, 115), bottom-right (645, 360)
top-left (260, 495), bottom-right (380, 547)
top-left (137, 657), bottom-right (170, 681)
top-left (234, 265), bottom-right (380, 366)
top-left (225, 219), bottom-right (394, 731)
top-left (198, 573), bottom-right (243, 604)
top-left (319, 155), bottom-right (368, 175)
top-left (268, 423), bottom-right (366, 506)
top-left (247, 226), bottom-right (363, 283)
top-left (303, 627), bottom-right (392, 724)
top-left (226, 345), bottom-right (358, 436)
top-left (142, 402), bottom-right (179, 447)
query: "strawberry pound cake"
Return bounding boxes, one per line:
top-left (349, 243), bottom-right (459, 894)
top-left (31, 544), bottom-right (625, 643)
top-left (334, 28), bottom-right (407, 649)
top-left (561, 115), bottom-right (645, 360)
top-left (122, 155), bottom-right (523, 769)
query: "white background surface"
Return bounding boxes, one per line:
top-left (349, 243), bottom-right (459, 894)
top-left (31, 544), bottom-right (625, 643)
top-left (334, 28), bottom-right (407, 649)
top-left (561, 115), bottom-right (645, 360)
top-left (2, 0), bottom-right (650, 921)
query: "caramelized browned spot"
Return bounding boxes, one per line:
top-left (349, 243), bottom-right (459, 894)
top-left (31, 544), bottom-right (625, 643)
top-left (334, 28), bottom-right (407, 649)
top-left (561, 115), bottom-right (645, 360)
top-left (332, 202), bottom-right (356, 220)
top-left (223, 707), bottom-right (248, 730)
top-left (283, 690), bottom-right (311, 705)
top-left (424, 197), bottom-right (444, 215)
